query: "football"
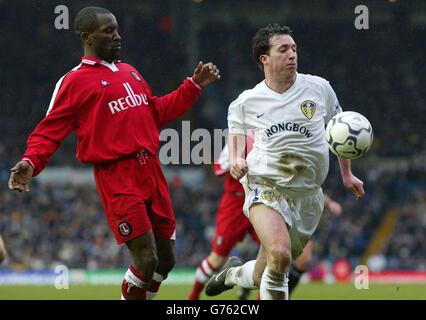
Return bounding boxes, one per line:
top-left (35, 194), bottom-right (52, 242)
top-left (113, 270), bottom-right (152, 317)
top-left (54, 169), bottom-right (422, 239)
top-left (325, 111), bottom-right (373, 159)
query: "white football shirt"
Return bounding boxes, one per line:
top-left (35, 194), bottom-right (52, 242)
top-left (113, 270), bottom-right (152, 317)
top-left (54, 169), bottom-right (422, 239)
top-left (228, 73), bottom-right (342, 189)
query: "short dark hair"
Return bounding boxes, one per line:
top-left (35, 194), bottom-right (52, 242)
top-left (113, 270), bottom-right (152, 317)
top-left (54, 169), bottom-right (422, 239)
top-left (74, 6), bottom-right (112, 37)
top-left (252, 24), bottom-right (293, 70)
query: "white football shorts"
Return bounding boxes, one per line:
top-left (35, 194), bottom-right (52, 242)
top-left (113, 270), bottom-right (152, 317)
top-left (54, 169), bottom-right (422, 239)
top-left (241, 176), bottom-right (324, 259)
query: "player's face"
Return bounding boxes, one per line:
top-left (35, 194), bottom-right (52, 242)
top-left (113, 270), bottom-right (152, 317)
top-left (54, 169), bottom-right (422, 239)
top-left (90, 13), bottom-right (122, 63)
top-left (263, 34), bottom-right (297, 78)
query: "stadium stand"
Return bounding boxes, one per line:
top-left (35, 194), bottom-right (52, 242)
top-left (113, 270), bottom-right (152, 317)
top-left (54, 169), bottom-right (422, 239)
top-left (0, 0), bottom-right (424, 274)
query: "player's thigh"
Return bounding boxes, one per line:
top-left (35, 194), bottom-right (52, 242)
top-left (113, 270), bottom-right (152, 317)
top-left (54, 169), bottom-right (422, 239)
top-left (249, 203), bottom-right (291, 254)
top-left (155, 238), bottom-right (175, 258)
top-left (125, 230), bottom-right (157, 259)
top-left (295, 240), bottom-right (313, 270)
top-left (299, 191), bottom-right (324, 238)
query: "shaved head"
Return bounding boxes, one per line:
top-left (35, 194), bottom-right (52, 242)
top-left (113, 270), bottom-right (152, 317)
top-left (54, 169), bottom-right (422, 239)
top-left (74, 6), bottom-right (112, 37)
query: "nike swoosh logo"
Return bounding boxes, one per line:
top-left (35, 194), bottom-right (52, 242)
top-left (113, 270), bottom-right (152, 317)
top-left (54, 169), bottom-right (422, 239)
top-left (256, 113), bottom-right (264, 118)
top-left (214, 268), bottom-right (228, 281)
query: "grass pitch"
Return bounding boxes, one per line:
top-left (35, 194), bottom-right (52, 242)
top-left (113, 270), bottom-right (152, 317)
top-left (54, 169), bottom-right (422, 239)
top-left (0, 283), bottom-right (425, 300)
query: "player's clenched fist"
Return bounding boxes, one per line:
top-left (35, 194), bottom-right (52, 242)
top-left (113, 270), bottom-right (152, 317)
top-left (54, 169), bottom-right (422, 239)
top-left (230, 158), bottom-right (248, 180)
top-left (192, 61), bottom-right (221, 88)
top-left (8, 160), bottom-right (34, 193)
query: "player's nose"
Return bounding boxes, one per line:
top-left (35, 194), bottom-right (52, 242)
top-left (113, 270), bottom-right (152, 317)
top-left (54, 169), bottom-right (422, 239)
top-left (113, 31), bottom-right (121, 42)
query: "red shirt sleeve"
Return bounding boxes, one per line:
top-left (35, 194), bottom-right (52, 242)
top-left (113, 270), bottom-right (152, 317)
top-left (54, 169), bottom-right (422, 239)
top-left (22, 76), bottom-right (77, 176)
top-left (140, 77), bottom-right (202, 127)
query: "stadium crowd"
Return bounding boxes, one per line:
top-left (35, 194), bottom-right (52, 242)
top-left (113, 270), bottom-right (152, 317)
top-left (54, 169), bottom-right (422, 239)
top-left (0, 1), bottom-right (425, 272)
top-left (0, 166), bottom-right (424, 271)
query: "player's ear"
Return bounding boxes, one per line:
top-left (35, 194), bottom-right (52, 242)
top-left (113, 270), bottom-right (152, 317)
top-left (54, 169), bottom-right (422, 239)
top-left (259, 54), bottom-right (268, 66)
top-left (81, 32), bottom-right (93, 47)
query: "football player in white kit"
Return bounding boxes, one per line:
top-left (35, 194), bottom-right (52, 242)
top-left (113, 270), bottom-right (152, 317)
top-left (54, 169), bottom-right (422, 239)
top-left (205, 24), bottom-right (365, 300)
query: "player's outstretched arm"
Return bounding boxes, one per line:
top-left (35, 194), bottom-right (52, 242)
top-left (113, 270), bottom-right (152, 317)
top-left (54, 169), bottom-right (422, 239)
top-left (191, 61), bottom-right (221, 88)
top-left (228, 133), bottom-right (248, 180)
top-left (324, 194), bottom-right (343, 216)
top-left (150, 61), bottom-right (221, 127)
top-left (8, 160), bottom-right (34, 193)
top-left (338, 157), bottom-right (364, 200)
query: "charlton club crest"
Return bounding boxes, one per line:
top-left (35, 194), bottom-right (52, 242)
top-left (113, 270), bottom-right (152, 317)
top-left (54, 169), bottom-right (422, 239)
top-left (131, 71), bottom-right (142, 82)
top-left (118, 222), bottom-right (132, 236)
top-left (301, 100), bottom-right (317, 120)
top-left (100, 79), bottom-right (111, 88)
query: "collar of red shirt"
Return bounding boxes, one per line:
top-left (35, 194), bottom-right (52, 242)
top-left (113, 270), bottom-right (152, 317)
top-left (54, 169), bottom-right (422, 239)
top-left (81, 56), bottom-right (121, 65)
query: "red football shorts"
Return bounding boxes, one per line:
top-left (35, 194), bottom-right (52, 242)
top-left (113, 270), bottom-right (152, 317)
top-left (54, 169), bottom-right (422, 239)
top-left (93, 151), bottom-right (176, 244)
top-left (211, 192), bottom-right (260, 256)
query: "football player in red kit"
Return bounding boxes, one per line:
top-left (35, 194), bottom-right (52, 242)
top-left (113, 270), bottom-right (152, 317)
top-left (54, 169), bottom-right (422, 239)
top-left (8, 6), bottom-right (220, 300)
top-left (188, 133), bottom-right (257, 300)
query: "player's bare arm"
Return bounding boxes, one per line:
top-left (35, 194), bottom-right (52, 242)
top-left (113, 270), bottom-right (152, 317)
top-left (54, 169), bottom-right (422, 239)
top-left (8, 160), bottom-right (34, 193)
top-left (324, 194), bottom-right (343, 216)
top-left (228, 133), bottom-right (248, 180)
top-left (192, 61), bottom-right (221, 87)
top-left (338, 157), bottom-right (365, 200)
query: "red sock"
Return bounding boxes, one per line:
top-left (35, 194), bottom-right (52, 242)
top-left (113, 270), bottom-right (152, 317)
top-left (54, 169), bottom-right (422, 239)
top-left (188, 258), bottom-right (218, 300)
top-left (188, 281), bottom-right (205, 300)
top-left (121, 265), bottom-right (151, 300)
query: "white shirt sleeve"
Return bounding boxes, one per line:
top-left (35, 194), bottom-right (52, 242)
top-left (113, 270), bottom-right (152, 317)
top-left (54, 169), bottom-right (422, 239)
top-left (324, 81), bottom-right (342, 123)
top-left (227, 96), bottom-right (247, 135)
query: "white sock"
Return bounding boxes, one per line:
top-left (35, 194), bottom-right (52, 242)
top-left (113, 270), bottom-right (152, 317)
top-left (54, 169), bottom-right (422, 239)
top-left (195, 258), bottom-right (215, 283)
top-left (147, 272), bottom-right (165, 300)
top-left (225, 260), bottom-right (257, 289)
top-left (260, 267), bottom-right (288, 300)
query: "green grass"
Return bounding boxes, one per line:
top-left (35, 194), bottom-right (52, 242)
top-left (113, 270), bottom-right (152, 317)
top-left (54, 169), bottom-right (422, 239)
top-left (0, 283), bottom-right (425, 300)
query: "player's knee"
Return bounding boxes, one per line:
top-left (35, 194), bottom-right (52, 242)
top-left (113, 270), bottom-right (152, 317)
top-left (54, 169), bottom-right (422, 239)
top-left (127, 234), bottom-right (159, 269)
top-left (146, 250), bottom-right (159, 268)
top-left (132, 248), bottom-right (158, 271)
top-left (269, 246), bottom-right (292, 270)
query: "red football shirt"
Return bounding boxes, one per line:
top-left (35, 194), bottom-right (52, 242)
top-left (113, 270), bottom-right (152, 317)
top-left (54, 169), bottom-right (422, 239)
top-left (22, 56), bottom-right (202, 176)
